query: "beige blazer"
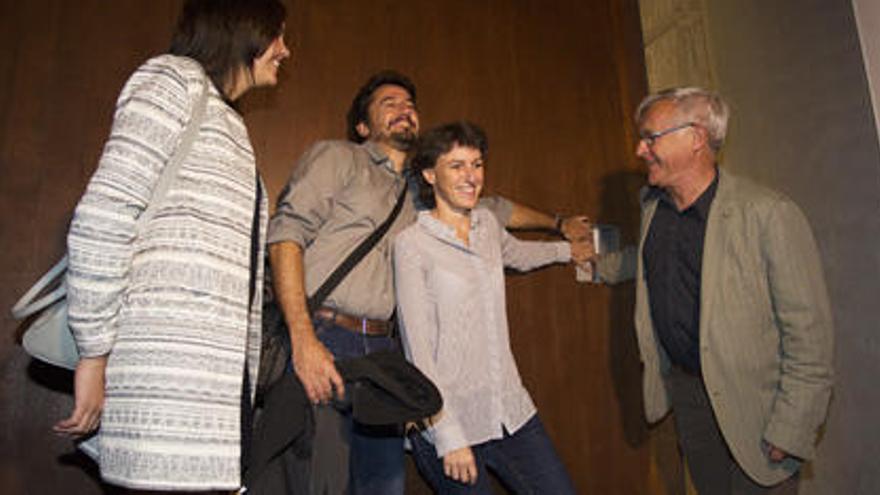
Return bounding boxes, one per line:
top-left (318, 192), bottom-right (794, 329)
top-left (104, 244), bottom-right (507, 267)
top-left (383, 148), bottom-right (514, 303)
top-left (598, 169), bottom-right (833, 485)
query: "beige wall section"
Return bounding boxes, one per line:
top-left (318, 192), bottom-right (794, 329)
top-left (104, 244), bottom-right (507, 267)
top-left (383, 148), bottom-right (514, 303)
top-left (639, 0), bottom-right (714, 90)
top-left (638, 0), bottom-right (880, 494)
top-left (853, 0), bottom-right (880, 144)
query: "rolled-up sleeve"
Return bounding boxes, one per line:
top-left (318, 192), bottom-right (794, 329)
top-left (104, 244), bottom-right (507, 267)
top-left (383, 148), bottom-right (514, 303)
top-left (478, 195), bottom-right (513, 227)
top-left (595, 245), bottom-right (638, 284)
top-left (268, 141), bottom-right (356, 247)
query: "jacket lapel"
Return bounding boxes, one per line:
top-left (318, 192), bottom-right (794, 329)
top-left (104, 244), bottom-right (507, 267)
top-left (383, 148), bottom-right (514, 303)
top-left (638, 186), bottom-right (659, 263)
top-left (636, 187), bottom-right (659, 348)
top-left (699, 169), bottom-right (734, 340)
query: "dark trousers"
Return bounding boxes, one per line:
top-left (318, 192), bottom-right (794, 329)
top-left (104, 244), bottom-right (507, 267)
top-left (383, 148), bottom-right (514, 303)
top-left (665, 367), bottom-right (800, 495)
top-left (409, 415), bottom-right (576, 495)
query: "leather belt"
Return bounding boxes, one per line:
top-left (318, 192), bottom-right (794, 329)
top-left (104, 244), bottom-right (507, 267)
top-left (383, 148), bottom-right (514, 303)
top-left (314, 307), bottom-right (392, 336)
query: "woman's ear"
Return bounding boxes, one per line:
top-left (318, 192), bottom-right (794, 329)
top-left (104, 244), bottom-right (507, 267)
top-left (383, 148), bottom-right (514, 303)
top-left (422, 168), bottom-right (436, 185)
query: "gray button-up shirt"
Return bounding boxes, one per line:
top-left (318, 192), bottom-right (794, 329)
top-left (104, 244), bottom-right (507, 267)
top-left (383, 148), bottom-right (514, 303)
top-left (394, 208), bottom-right (570, 457)
top-left (268, 140), bottom-right (512, 320)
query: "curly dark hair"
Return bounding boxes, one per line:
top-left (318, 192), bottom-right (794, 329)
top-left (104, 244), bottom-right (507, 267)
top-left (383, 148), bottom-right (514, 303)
top-left (408, 121), bottom-right (488, 209)
top-left (346, 70), bottom-right (417, 143)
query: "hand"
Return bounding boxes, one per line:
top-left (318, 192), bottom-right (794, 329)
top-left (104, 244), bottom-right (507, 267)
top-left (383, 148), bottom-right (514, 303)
top-left (443, 446), bottom-right (478, 485)
top-left (292, 331), bottom-right (345, 404)
top-left (569, 237), bottom-right (595, 265)
top-left (767, 443), bottom-right (790, 463)
top-left (560, 215), bottom-right (591, 242)
top-left (53, 356), bottom-right (107, 437)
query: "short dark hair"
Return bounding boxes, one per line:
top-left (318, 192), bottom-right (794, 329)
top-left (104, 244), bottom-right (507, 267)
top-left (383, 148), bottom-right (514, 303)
top-left (346, 70), bottom-right (417, 143)
top-left (170, 0), bottom-right (287, 96)
top-left (409, 121), bottom-right (488, 209)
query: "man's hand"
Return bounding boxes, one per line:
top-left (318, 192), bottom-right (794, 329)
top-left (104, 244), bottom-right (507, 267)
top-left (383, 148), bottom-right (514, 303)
top-left (53, 356), bottom-right (107, 437)
top-left (270, 241), bottom-right (345, 404)
top-left (560, 215), bottom-right (591, 242)
top-left (292, 330), bottom-right (345, 404)
top-left (443, 446), bottom-right (478, 485)
top-left (767, 443), bottom-right (790, 463)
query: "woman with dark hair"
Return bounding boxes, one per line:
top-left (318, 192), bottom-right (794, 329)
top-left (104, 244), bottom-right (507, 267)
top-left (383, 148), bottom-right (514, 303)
top-left (394, 122), bottom-right (588, 494)
top-left (53, 0), bottom-right (290, 491)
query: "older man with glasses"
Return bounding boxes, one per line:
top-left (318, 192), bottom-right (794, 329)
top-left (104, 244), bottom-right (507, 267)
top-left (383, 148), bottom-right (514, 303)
top-left (590, 87), bottom-right (834, 495)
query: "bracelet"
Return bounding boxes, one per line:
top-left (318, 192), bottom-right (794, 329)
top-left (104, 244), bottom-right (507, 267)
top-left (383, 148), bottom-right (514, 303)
top-left (554, 214), bottom-right (564, 233)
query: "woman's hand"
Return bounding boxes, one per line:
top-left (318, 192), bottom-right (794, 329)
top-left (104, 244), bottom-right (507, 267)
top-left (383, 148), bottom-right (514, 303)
top-left (53, 356), bottom-right (107, 437)
top-left (569, 237), bottom-right (595, 265)
top-left (443, 446), bottom-right (478, 485)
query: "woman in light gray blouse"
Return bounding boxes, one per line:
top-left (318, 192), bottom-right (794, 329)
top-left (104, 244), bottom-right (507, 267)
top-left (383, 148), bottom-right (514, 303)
top-left (394, 122), bottom-right (590, 494)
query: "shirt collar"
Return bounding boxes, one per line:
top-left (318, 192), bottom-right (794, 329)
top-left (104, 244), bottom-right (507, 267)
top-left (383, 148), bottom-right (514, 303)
top-left (650, 167), bottom-right (719, 219)
top-left (690, 171), bottom-right (719, 219)
top-left (417, 210), bottom-right (481, 247)
top-left (362, 141), bottom-right (397, 174)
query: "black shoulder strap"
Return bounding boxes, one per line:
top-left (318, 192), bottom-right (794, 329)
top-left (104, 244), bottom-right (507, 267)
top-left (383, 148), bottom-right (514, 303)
top-left (248, 171), bottom-right (263, 309)
top-left (306, 184), bottom-right (407, 314)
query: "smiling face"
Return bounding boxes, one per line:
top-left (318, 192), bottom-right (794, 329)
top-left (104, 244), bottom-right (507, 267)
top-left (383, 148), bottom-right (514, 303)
top-left (251, 33), bottom-right (291, 88)
top-left (356, 84), bottom-right (420, 151)
top-left (635, 99), bottom-right (700, 190)
top-left (423, 144), bottom-right (484, 215)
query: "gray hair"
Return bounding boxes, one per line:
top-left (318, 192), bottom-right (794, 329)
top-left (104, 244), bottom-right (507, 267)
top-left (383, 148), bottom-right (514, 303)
top-left (636, 87), bottom-right (730, 152)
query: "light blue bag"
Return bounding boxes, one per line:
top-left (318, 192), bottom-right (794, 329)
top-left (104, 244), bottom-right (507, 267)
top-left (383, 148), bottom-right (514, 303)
top-left (11, 256), bottom-right (76, 368)
top-left (10, 75), bottom-right (210, 371)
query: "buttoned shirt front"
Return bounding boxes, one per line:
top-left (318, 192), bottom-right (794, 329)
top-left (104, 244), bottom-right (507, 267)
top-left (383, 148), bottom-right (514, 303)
top-left (393, 208), bottom-right (570, 457)
top-left (643, 173), bottom-right (718, 374)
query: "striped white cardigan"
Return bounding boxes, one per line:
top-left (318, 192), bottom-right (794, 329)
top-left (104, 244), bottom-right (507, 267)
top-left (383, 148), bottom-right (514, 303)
top-left (67, 55), bottom-right (267, 490)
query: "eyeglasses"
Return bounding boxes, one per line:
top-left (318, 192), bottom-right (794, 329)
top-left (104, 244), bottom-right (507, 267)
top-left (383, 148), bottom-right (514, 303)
top-left (639, 122), bottom-right (696, 147)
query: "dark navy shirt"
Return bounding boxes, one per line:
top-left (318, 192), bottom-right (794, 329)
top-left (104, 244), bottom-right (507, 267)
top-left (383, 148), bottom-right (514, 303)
top-left (643, 173), bottom-right (718, 374)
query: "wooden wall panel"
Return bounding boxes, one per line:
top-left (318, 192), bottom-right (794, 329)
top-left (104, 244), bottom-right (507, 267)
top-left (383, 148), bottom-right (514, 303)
top-left (0, 1), bottom-right (670, 493)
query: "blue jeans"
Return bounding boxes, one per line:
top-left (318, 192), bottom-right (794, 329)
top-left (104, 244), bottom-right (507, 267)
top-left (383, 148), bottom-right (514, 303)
top-left (409, 414), bottom-right (576, 494)
top-left (311, 319), bottom-right (405, 495)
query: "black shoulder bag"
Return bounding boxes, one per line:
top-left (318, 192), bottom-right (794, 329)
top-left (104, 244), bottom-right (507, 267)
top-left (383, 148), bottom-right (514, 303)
top-left (256, 185), bottom-right (407, 400)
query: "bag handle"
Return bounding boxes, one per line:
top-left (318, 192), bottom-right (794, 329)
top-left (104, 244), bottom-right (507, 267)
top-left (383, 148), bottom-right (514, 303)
top-left (10, 255), bottom-right (69, 319)
top-left (137, 76), bottom-right (210, 226)
top-left (10, 75), bottom-right (211, 320)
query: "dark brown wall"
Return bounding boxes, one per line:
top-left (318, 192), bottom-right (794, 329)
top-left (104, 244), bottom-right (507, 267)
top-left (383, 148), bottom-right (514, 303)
top-left (0, 1), bottom-right (675, 493)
